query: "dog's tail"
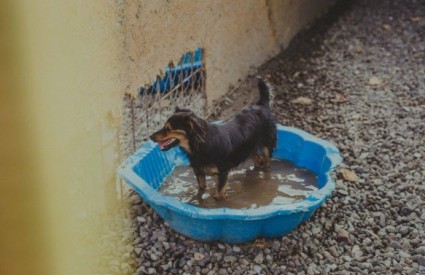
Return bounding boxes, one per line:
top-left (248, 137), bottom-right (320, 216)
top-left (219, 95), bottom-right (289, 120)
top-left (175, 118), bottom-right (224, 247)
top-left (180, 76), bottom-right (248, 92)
top-left (257, 78), bottom-right (272, 107)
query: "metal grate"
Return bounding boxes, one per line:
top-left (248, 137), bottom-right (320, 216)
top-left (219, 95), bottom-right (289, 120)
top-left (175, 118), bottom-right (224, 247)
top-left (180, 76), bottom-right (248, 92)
top-left (121, 48), bottom-right (207, 157)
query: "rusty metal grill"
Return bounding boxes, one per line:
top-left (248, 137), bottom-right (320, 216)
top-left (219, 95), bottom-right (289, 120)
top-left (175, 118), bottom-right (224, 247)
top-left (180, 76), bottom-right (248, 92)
top-left (121, 48), bottom-right (207, 157)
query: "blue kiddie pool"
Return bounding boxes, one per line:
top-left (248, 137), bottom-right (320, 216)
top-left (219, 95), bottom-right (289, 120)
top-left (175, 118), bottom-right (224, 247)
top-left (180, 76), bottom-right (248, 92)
top-left (119, 125), bottom-right (342, 243)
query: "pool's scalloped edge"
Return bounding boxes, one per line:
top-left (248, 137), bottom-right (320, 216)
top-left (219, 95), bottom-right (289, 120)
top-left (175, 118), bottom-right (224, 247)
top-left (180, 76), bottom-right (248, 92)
top-left (118, 124), bottom-right (342, 243)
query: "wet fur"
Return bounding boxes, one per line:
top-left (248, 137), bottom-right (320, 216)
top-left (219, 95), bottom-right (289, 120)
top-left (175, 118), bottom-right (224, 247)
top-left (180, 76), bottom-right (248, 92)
top-left (150, 79), bottom-right (277, 199)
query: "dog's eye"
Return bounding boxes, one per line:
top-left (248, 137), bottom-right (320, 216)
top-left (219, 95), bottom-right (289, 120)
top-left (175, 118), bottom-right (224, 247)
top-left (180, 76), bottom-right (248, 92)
top-left (163, 123), bottom-right (172, 132)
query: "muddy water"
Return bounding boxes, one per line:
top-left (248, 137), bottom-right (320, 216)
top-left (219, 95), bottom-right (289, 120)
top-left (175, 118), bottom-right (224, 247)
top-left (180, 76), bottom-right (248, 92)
top-left (158, 159), bottom-right (318, 209)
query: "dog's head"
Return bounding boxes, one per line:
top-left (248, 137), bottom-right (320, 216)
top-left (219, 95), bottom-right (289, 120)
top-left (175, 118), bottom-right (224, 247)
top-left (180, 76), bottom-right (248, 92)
top-left (150, 107), bottom-right (207, 153)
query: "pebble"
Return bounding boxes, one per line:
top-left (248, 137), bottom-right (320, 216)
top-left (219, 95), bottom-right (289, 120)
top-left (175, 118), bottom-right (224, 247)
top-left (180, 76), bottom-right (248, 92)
top-left (335, 226), bottom-right (350, 242)
top-left (399, 251), bottom-right (411, 258)
top-left (224, 255), bottom-right (237, 263)
top-left (217, 243), bottom-right (225, 250)
top-left (412, 255), bottom-right (425, 266)
top-left (233, 246), bottom-right (241, 253)
top-left (194, 253), bottom-right (205, 261)
top-left (253, 265), bottom-right (262, 274)
top-left (416, 246), bottom-right (425, 256)
top-left (390, 241), bottom-right (402, 250)
top-left (254, 252), bottom-right (264, 264)
top-left (239, 258), bottom-right (249, 266)
top-left (150, 253), bottom-right (158, 261)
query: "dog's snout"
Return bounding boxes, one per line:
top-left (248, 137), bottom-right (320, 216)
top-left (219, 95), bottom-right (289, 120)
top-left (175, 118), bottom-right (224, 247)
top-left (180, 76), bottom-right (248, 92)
top-left (149, 133), bottom-right (156, 141)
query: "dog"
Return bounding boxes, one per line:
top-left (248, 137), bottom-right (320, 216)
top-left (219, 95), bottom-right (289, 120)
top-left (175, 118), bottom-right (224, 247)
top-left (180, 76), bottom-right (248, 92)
top-left (150, 78), bottom-right (277, 200)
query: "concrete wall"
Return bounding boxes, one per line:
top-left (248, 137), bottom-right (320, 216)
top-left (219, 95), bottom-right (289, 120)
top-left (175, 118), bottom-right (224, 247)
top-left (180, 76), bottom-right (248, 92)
top-left (2, 0), bottom-right (332, 274)
top-left (124, 0), bottom-right (333, 104)
top-left (5, 1), bottom-right (126, 274)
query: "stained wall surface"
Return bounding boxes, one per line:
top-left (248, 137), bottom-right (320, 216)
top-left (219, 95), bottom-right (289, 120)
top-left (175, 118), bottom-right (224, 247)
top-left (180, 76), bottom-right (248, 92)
top-left (2, 0), bottom-right (332, 274)
top-left (124, 0), bottom-right (333, 104)
top-left (6, 1), bottom-right (126, 274)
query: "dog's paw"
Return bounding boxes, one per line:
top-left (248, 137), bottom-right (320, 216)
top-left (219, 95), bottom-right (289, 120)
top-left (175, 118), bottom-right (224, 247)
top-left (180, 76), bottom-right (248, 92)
top-left (213, 192), bottom-right (227, 200)
top-left (263, 166), bottom-right (271, 172)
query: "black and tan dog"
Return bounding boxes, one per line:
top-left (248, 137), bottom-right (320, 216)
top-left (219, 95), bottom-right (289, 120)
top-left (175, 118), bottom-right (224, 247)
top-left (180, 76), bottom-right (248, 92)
top-left (150, 78), bottom-right (277, 200)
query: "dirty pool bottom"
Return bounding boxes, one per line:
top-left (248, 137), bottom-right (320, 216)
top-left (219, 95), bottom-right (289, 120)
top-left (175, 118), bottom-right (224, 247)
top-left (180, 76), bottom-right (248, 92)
top-left (158, 159), bottom-right (318, 209)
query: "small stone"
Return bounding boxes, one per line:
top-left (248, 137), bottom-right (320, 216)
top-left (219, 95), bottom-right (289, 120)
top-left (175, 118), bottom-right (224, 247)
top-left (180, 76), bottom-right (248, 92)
top-left (137, 216), bottom-right (147, 223)
top-left (253, 265), bottom-right (262, 274)
top-left (150, 253), bottom-right (158, 261)
top-left (331, 93), bottom-right (348, 103)
top-left (378, 212), bottom-right (386, 227)
top-left (351, 245), bottom-right (363, 259)
top-left (342, 255), bottom-right (352, 262)
top-left (137, 266), bottom-right (148, 274)
top-left (399, 226), bottom-right (409, 235)
top-left (368, 76), bottom-right (383, 86)
top-left (335, 226), bottom-right (350, 242)
top-left (292, 96), bottom-right (313, 105)
top-left (363, 238), bottom-right (372, 245)
top-left (217, 243), bottom-right (225, 250)
top-left (194, 253), bottom-right (205, 261)
top-left (358, 262), bottom-right (372, 270)
top-left (412, 255), bottom-right (425, 266)
top-left (390, 241), bottom-right (402, 249)
top-left (323, 251), bottom-right (334, 260)
top-left (271, 241), bottom-right (281, 251)
top-left (324, 220), bottom-right (333, 231)
top-left (239, 258), bottom-right (249, 266)
top-left (312, 227), bottom-right (321, 235)
top-left (224, 255), bottom-right (237, 263)
top-left (386, 225), bottom-right (396, 233)
top-left (352, 113), bottom-right (362, 119)
top-left (233, 246), bottom-right (241, 253)
top-left (337, 189), bottom-right (349, 196)
top-left (162, 242), bottom-right (170, 250)
top-left (254, 252), bottom-right (264, 264)
top-left (354, 45), bottom-right (363, 54)
top-left (382, 24), bottom-right (391, 31)
top-left (134, 247), bottom-right (142, 256)
top-left (161, 263), bottom-right (170, 271)
top-left (329, 246), bottom-right (340, 257)
top-left (411, 16), bottom-right (423, 22)
top-left (416, 246), bottom-right (425, 256)
top-left (340, 168), bottom-right (358, 182)
top-left (400, 207), bottom-right (412, 216)
top-left (399, 251), bottom-right (411, 258)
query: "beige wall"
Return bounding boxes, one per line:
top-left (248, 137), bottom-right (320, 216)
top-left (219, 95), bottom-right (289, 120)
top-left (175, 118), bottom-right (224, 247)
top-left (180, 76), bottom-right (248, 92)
top-left (8, 0), bottom-right (126, 274)
top-left (124, 0), bottom-right (333, 104)
top-left (2, 0), bottom-right (332, 274)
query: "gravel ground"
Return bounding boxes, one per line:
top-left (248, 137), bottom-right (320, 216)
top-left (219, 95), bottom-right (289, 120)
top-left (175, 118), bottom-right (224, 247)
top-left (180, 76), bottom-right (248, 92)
top-left (129, 0), bottom-right (425, 274)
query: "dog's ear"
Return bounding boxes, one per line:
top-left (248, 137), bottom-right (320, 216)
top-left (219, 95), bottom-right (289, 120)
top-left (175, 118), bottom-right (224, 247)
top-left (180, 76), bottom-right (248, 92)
top-left (187, 116), bottom-right (207, 150)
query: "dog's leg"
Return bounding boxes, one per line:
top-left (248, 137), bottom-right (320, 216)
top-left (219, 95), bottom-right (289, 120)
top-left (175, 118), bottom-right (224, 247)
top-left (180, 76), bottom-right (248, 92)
top-left (251, 152), bottom-right (264, 169)
top-left (262, 147), bottom-right (271, 170)
top-left (214, 172), bottom-right (229, 200)
top-left (194, 169), bottom-right (207, 190)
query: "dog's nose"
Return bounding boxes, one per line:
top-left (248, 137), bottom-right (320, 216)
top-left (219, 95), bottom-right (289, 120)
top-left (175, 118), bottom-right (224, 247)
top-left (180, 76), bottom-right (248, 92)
top-left (149, 134), bottom-right (155, 141)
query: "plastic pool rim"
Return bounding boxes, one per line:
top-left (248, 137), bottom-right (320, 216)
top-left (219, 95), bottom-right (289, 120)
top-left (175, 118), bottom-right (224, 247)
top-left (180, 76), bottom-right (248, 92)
top-left (119, 124), bottom-right (342, 241)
